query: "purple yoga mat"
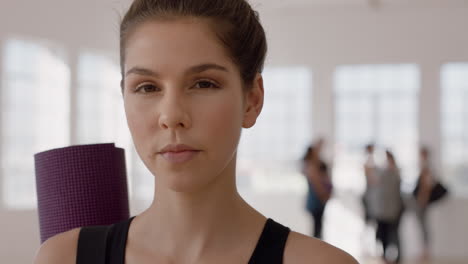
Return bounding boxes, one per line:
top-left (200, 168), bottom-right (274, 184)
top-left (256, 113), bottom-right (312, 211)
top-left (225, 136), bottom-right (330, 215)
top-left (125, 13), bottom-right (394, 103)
top-left (34, 143), bottom-right (130, 243)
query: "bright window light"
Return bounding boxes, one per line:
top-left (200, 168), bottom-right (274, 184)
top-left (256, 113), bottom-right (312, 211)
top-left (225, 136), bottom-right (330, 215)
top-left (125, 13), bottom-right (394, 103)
top-left (237, 67), bottom-right (312, 194)
top-left (441, 63), bottom-right (468, 196)
top-left (1, 39), bottom-right (70, 209)
top-left (333, 64), bottom-right (420, 193)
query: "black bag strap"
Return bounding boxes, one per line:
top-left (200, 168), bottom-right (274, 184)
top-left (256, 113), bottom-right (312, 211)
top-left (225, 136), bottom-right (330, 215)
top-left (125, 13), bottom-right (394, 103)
top-left (76, 225), bottom-right (110, 264)
top-left (429, 182), bottom-right (449, 203)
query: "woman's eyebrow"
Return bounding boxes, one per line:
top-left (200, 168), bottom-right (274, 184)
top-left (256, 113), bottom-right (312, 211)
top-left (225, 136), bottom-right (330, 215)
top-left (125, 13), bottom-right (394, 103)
top-left (186, 63), bottom-right (229, 74)
top-left (125, 67), bottom-right (159, 77)
top-left (125, 63), bottom-right (229, 77)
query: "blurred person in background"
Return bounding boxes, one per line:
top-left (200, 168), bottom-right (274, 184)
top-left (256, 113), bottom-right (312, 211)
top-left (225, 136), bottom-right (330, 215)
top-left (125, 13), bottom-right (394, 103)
top-left (363, 143), bottom-right (377, 225)
top-left (362, 143), bottom-right (378, 256)
top-left (413, 146), bottom-right (435, 261)
top-left (368, 150), bottom-right (403, 264)
top-left (302, 139), bottom-right (333, 239)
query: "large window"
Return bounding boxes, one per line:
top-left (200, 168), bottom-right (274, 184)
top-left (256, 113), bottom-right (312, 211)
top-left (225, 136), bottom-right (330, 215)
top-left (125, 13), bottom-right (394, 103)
top-left (237, 67), bottom-right (312, 194)
top-left (1, 39), bottom-right (70, 209)
top-left (333, 64), bottom-right (420, 192)
top-left (327, 64), bottom-right (420, 255)
top-left (441, 63), bottom-right (468, 196)
top-left (76, 52), bottom-right (128, 145)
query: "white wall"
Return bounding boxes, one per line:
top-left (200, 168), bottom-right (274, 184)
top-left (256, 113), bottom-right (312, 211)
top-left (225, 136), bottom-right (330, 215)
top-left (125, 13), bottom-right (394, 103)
top-left (1, 0), bottom-right (468, 262)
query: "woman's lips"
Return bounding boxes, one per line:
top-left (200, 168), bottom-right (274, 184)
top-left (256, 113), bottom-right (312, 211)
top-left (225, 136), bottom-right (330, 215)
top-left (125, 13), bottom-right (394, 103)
top-left (160, 150), bottom-right (200, 163)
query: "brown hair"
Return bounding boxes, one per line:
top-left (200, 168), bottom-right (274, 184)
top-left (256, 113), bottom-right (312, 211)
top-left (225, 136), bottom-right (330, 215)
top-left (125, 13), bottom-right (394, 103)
top-left (119, 0), bottom-right (267, 90)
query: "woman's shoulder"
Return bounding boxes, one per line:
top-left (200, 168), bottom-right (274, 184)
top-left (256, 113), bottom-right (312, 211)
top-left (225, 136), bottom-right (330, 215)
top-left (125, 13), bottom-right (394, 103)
top-left (284, 231), bottom-right (358, 264)
top-left (33, 227), bottom-right (81, 264)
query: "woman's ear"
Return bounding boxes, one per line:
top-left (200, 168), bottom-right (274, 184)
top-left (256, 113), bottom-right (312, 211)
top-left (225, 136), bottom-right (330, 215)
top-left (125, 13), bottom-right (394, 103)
top-left (243, 73), bottom-right (264, 128)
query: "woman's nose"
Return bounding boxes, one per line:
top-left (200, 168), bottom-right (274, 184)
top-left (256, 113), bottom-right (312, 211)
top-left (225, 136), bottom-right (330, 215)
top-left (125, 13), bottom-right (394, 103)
top-left (157, 92), bottom-right (191, 130)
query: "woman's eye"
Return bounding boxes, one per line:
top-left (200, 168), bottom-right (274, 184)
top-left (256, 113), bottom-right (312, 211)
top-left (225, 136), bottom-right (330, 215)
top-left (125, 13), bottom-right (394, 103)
top-left (194, 80), bottom-right (219, 89)
top-left (135, 84), bottom-right (158, 93)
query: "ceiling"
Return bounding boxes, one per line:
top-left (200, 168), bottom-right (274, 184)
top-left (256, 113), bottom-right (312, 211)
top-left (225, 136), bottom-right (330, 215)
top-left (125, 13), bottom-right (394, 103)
top-left (249, 0), bottom-right (468, 9)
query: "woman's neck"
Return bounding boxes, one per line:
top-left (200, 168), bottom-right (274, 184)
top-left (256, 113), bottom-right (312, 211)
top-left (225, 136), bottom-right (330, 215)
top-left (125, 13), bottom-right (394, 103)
top-left (130, 165), bottom-right (266, 262)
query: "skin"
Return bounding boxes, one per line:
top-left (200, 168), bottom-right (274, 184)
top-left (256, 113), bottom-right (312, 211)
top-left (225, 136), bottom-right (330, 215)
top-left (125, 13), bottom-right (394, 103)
top-left (34, 17), bottom-right (358, 264)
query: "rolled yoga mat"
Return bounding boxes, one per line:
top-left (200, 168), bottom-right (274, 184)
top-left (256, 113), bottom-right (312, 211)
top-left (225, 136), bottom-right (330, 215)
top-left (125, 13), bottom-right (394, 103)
top-left (34, 143), bottom-right (130, 243)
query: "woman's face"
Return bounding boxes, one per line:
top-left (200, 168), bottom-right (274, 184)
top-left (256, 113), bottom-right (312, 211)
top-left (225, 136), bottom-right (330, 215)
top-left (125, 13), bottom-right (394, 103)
top-left (122, 18), bottom-right (263, 193)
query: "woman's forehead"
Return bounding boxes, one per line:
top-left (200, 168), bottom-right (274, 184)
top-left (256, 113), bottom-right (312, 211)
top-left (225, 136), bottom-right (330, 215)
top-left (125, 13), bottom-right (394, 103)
top-left (124, 19), bottom-right (236, 74)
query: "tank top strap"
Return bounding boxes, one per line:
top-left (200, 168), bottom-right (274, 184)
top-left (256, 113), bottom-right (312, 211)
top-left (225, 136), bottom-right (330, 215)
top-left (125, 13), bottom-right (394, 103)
top-left (106, 216), bottom-right (136, 264)
top-left (76, 216), bottom-right (135, 264)
top-left (76, 225), bottom-right (110, 264)
top-left (248, 218), bottom-right (291, 264)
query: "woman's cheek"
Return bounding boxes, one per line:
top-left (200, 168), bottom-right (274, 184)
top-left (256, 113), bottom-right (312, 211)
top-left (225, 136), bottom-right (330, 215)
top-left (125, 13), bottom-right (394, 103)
top-left (202, 98), bottom-right (243, 145)
top-left (125, 101), bottom-right (153, 151)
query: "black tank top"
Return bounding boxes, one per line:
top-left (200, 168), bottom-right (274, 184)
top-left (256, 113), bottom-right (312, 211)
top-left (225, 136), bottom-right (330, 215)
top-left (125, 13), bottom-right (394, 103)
top-left (77, 217), bottom-right (290, 264)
